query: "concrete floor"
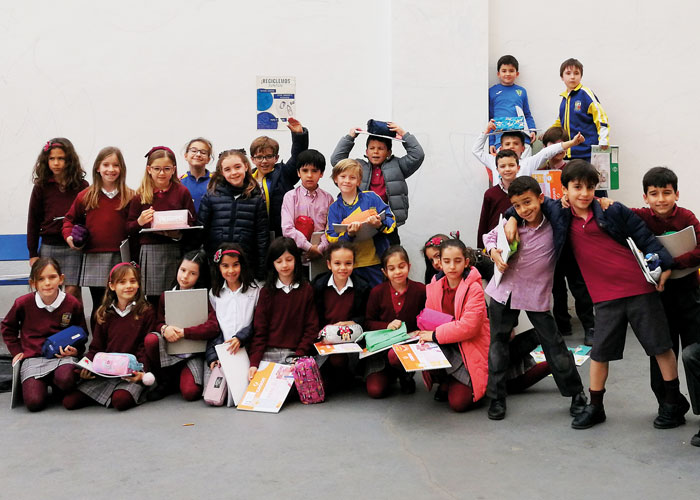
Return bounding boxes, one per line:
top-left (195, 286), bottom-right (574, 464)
top-left (1, 324), bottom-right (698, 500)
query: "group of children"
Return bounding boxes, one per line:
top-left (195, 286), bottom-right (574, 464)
top-left (3, 55), bottom-right (699, 448)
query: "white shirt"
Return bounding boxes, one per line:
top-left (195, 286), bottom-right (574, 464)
top-left (210, 283), bottom-right (260, 341)
top-left (35, 290), bottom-right (66, 312)
top-left (101, 188), bottom-right (119, 199)
top-left (276, 279), bottom-right (300, 294)
top-left (471, 133), bottom-right (565, 179)
top-left (328, 275), bottom-right (353, 295)
top-left (111, 301), bottom-right (136, 317)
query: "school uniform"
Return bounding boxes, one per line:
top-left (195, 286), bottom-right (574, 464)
top-left (631, 205), bottom-right (700, 410)
top-left (248, 282), bottom-right (318, 369)
top-left (180, 169), bottom-right (211, 213)
top-left (77, 304), bottom-right (155, 407)
top-left (484, 217), bottom-right (583, 400)
top-left (476, 182), bottom-right (511, 248)
top-left (127, 183), bottom-right (196, 297)
top-left (62, 188), bottom-right (130, 287)
top-left (2, 292), bottom-right (87, 383)
top-left (27, 179), bottom-right (89, 285)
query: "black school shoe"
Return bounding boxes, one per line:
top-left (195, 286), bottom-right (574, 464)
top-left (653, 394), bottom-right (690, 429)
top-left (570, 391), bottom-right (588, 416)
top-left (691, 430), bottom-right (700, 447)
top-left (399, 373), bottom-right (416, 395)
top-left (584, 328), bottom-right (594, 347)
top-left (488, 398), bottom-right (506, 420)
top-left (571, 404), bottom-right (606, 429)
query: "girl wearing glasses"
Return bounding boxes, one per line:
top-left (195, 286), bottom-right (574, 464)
top-left (127, 147), bottom-right (196, 306)
top-left (180, 137), bottom-right (213, 213)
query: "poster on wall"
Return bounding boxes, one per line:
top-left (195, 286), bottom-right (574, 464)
top-left (256, 76), bottom-right (296, 130)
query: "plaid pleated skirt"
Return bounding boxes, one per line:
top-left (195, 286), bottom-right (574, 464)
top-left (154, 333), bottom-right (204, 385)
top-left (139, 243), bottom-right (182, 296)
top-left (79, 251), bottom-right (120, 287)
top-left (40, 243), bottom-right (83, 286)
top-left (20, 356), bottom-right (76, 383)
top-left (77, 377), bottom-right (146, 407)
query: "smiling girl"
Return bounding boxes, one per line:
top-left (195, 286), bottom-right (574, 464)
top-left (198, 149), bottom-right (270, 280)
top-left (27, 138), bottom-right (88, 300)
top-left (63, 147), bottom-right (134, 322)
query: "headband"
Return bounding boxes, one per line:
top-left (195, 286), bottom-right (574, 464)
top-left (144, 146), bottom-right (175, 158)
top-left (213, 249), bottom-right (240, 263)
top-left (109, 261), bottom-right (140, 281)
top-left (218, 148), bottom-right (247, 158)
top-left (43, 141), bottom-right (63, 152)
top-left (424, 231), bottom-right (460, 249)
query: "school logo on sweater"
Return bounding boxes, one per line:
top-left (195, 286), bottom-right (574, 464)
top-left (574, 100), bottom-right (582, 112)
top-left (60, 313), bottom-right (72, 328)
top-left (516, 89), bottom-right (522, 96)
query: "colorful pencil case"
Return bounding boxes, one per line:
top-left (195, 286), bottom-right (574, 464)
top-left (319, 324), bottom-right (364, 344)
top-left (363, 323), bottom-right (410, 352)
top-left (493, 116), bottom-right (525, 131)
top-left (416, 309), bottom-right (454, 331)
top-left (92, 353), bottom-right (143, 376)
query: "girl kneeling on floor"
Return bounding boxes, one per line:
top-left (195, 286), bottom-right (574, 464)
top-left (416, 239), bottom-right (489, 412)
top-left (63, 262), bottom-right (155, 411)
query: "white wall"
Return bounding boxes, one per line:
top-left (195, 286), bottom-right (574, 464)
top-left (489, 0), bottom-right (700, 212)
top-left (2, 0), bottom-right (696, 280)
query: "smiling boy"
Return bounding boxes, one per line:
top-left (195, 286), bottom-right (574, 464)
top-left (628, 167), bottom-right (700, 445)
top-left (552, 58), bottom-right (609, 161)
top-left (326, 159), bottom-right (395, 287)
top-left (330, 122), bottom-right (424, 243)
top-left (483, 176), bottom-right (586, 420)
top-left (280, 149), bottom-right (334, 262)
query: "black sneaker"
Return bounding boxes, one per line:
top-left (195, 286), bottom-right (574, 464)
top-left (570, 391), bottom-right (588, 416)
top-left (571, 404), bottom-right (606, 429)
top-left (691, 430), bottom-right (700, 447)
top-left (584, 328), bottom-right (594, 347)
top-left (399, 373), bottom-right (416, 395)
top-left (488, 398), bottom-right (506, 420)
top-left (653, 394), bottom-right (690, 429)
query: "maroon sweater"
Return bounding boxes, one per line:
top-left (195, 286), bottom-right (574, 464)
top-left (248, 283), bottom-right (319, 367)
top-left (365, 280), bottom-right (426, 332)
top-left (632, 205), bottom-right (700, 288)
top-left (322, 288), bottom-right (355, 325)
top-left (127, 183), bottom-right (196, 246)
top-left (1, 293), bottom-right (87, 358)
top-left (27, 179), bottom-right (89, 257)
top-left (86, 305), bottom-right (155, 369)
top-left (62, 189), bottom-right (130, 252)
top-left (476, 184), bottom-right (511, 248)
top-left (155, 291), bottom-right (220, 340)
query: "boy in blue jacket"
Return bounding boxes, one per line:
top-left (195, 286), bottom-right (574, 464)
top-left (505, 160), bottom-right (687, 430)
top-left (553, 58), bottom-right (609, 161)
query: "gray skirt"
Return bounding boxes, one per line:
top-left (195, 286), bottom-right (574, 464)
top-left (20, 356), bottom-right (76, 383)
top-left (442, 344), bottom-right (472, 387)
top-left (80, 251), bottom-right (120, 287)
top-left (78, 377), bottom-right (146, 407)
top-left (139, 243), bottom-right (182, 296)
top-left (154, 333), bottom-right (204, 385)
top-left (40, 243), bottom-right (82, 286)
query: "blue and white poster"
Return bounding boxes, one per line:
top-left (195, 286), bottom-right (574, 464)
top-left (256, 76), bottom-right (296, 130)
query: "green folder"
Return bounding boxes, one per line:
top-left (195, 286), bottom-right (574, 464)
top-left (361, 323), bottom-right (411, 352)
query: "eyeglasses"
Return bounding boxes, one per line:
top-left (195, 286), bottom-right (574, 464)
top-left (251, 154), bottom-right (277, 162)
top-left (187, 148), bottom-right (210, 157)
top-left (149, 166), bottom-right (174, 174)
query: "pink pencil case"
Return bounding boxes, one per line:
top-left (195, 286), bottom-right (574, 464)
top-left (92, 353), bottom-right (142, 376)
top-left (416, 308), bottom-right (454, 331)
top-left (203, 365), bottom-right (227, 406)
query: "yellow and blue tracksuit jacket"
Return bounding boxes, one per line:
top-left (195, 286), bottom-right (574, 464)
top-left (553, 84), bottom-right (609, 160)
top-left (326, 190), bottom-right (396, 268)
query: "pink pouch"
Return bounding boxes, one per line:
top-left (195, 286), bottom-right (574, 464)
top-left (293, 357), bottom-right (325, 405)
top-left (203, 365), bottom-right (228, 406)
top-left (92, 353), bottom-right (138, 376)
top-left (416, 308), bottom-right (454, 331)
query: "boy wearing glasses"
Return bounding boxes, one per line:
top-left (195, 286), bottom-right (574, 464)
top-left (250, 117), bottom-right (309, 237)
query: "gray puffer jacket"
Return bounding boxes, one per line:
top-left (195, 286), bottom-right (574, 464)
top-left (330, 132), bottom-right (424, 226)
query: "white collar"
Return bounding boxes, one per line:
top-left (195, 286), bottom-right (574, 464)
top-left (328, 275), bottom-right (353, 295)
top-left (276, 279), bottom-right (299, 294)
top-left (101, 187), bottom-right (119, 198)
top-left (35, 290), bottom-right (66, 312)
top-left (222, 281), bottom-right (243, 295)
top-left (522, 214), bottom-right (548, 231)
top-left (111, 301), bottom-right (136, 317)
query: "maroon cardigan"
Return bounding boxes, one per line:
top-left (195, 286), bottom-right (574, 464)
top-left (365, 280), bottom-right (426, 332)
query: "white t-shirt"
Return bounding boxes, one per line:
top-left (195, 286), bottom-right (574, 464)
top-left (209, 282), bottom-right (260, 341)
